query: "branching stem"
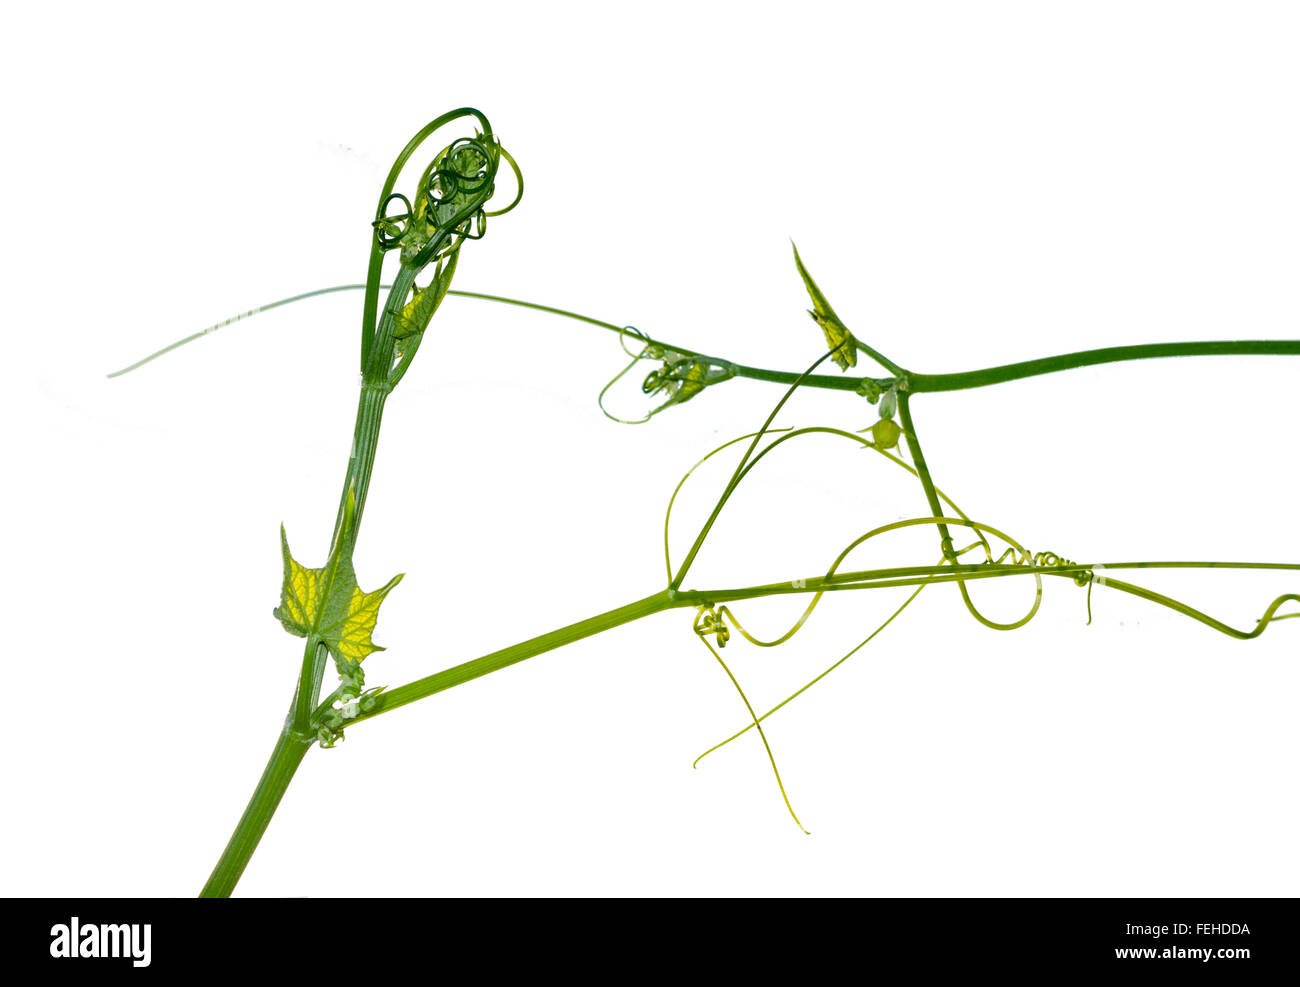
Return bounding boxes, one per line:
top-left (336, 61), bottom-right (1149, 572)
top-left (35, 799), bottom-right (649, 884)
top-left (157, 115), bottom-right (1299, 893)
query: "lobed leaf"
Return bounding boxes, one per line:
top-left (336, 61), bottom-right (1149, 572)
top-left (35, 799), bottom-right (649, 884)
top-left (273, 527), bottom-right (403, 666)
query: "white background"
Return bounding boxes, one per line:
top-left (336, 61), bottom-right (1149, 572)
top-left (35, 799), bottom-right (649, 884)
top-left (3, 1), bottom-right (1299, 897)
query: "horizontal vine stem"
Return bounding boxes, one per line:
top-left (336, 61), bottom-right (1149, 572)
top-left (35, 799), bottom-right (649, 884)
top-left (908, 340), bottom-right (1300, 393)
top-left (349, 558), bottom-right (1297, 730)
top-left (681, 560), bottom-right (1300, 603)
top-left (108, 283), bottom-right (1300, 403)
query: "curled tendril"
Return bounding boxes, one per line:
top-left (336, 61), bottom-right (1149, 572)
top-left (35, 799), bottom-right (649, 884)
top-left (672, 424), bottom-right (1083, 770)
top-left (347, 109), bottom-right (524, 375)
top-left (400, 134), bottom-right (501, 266)
top-left (361, 113), bottom-right (525, 382)
top-left (598, 339), bottom-right (660, 424)
top-left (484, 145), bottom-right (524, 218)
top-left (693, 605), bottom-right (730, 647)
top-left (373, 193), bottom-right (414, 249)
top-left (663, 421), bottom-right (1067, 784)
top-left (370, 123), bottom-right (518, 274)
top-left (418, 137), bottom-right (497, 243)
top-left (663, 424), bottom-right (1004, 629)
top-left (428, 138), bottom-right (493, 201)
top-left (461, 210), bottom-right (488, 240)
top-left (694, 568), bottom-right (934, 769)
top-left (425, 149), bottom-right (481, 208)
top-left (618, 325), bottom-right (656, 359)
top-left (665, 336), bottom-right (1298, 816)
top-left (991, 547), bottom-right (1089, 584)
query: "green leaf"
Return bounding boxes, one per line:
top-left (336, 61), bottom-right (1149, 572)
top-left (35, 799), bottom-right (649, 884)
top-left (676, 359), bottom-right (710, 404)
top-left (394, 249), bottom-right (460, 340)
top-left (792, 242), bottom-right (857, 370)
top-left (642, 353), bottom-right (737, 415)
top-left (273, 527), bottom-right (403, 666)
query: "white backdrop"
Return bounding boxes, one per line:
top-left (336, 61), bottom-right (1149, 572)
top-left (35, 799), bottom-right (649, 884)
top-left (3, 1), bottom-right (1299, 897)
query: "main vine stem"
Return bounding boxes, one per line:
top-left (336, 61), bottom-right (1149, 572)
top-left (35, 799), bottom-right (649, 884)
top-left (200, 264), bottom-right (413, 897)
top-left (200, 728), bottom-right (312, 898)
top-left (199, 318), bottom-right (1299, 895)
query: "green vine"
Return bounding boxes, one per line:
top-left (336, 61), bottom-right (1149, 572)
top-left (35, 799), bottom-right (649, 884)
top-left (109, 108), bottom-right (1299, 896)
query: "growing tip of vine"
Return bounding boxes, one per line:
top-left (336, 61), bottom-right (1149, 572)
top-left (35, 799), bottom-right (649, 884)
top-left (598, 340), bottom-right (737, 424)
top-left (372, 112), bottom-right (524, 275)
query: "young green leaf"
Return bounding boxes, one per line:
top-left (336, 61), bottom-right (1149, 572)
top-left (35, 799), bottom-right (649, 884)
top-left (646, 354), bottom-right (711, 407)
top-left (274, 527), bottom-right (403, 665)
top-left (792, 242), bottom-right (857, 370)
top-left (331, 579), bottom-right (402, 662)
top-left (394, 250), bottom-right (460, 340)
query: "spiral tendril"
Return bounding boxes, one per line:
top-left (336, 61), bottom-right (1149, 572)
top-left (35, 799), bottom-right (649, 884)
top-left (989, 546), bottom-right (1089, 583)
top-left (373, 193), bottom-right (414, 249)
top-left (693, 605), bottom-right (731, 648)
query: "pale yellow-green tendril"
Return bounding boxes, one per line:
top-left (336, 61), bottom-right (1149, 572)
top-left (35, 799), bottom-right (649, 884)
top-left (598, 328), bottom-right (664, 425)
top-left (780, 517), bottom-right (1298, 641)
top-left (598, 348), bottom-right (657, 424)
top-left (685, 516), bottom-right (1073, 779)
top-left (670, 420), bottom-right (1047, 793)
top-left (722, 428), bottom-right (1007, 641)
top-left (664, 423), bottom-right (1036, 643)
top-left (850, 425), bottom-right (1054, 630)
top-left (667, 421), bottom-right (1099, 795)
top-left (1088, 576), bottom-right (1300, 641)
top-left (694, 609), bottom-right (809, 835)
top-left (663, 427), bottom-right (795, 584)
top-left (694, 563), bottom-right (937, 768)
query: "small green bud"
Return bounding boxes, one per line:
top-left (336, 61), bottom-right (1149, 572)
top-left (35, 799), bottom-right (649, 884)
top-left (878, 387), bottom-right (897, 420)
top-left (856, 379), bottom-right (883, 403)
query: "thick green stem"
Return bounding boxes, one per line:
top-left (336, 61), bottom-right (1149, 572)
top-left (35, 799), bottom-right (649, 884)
top-left (288, 381), bottom-right (394, 734)
top-left (908, 340), bottom-right (1300, 393)
top-left (206, 265), bottom-right (415, 893)
top-left (329, 384), bottom-right (391, 558)
top-left (291, 268), bottom-right (415, 733)
top-left (188, 248), bottom-right (1300, 898)
top-left (205, 590), bottom-right (676, 895)
top-left (350, 556), bottom-right (1300, 731)
top-left (200, 726), bottom-right (312, 898)
top-left (200, 554), bottom-right (1293, 896)
top-left (291, 639), bottom-right (328, 734)
top-left (350, 589), bottom-right (678, 725)
top-left (896, 390), bottom-right (958, 562)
